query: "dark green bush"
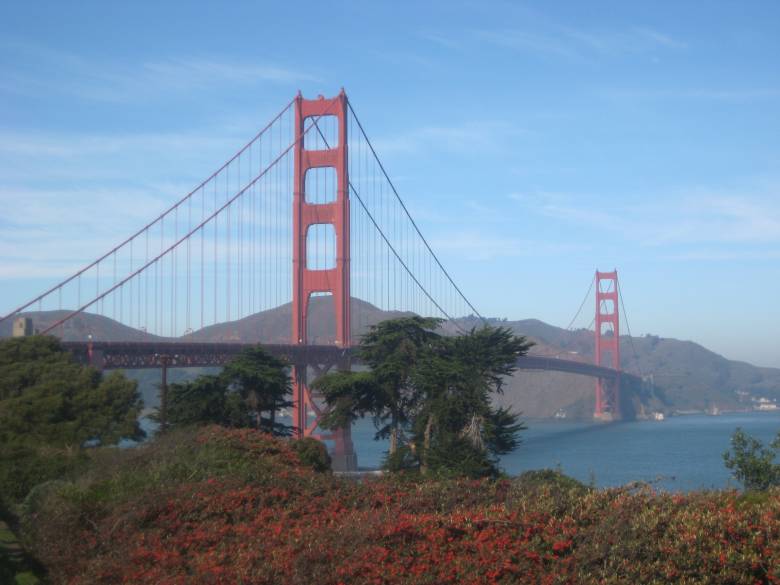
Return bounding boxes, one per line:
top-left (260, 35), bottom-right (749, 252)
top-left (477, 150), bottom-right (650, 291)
top-left (514, 468), bottom-right (590, 493)
top-left (0, 445), bottom-right (87, 509)
top-left (723, 427), bottom-right (780, 491)
top-left (291, 437), bottom-right (331, 472)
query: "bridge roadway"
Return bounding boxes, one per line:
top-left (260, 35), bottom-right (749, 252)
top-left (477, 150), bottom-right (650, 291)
top-left (62, 341), bottom-right (633, 383)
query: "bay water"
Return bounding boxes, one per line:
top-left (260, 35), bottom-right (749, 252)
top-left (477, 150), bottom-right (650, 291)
top-left (350, 411), bottom-right (780, 491)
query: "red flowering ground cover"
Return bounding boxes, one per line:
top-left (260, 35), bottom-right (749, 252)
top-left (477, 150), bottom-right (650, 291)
top-left (19, 427), bottom-right (780, 584)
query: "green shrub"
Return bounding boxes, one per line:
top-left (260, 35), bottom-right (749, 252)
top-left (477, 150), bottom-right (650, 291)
top-left (514, 468), bottom-right (590, 493)
top-left (16, 425), bottom-right (780, 585)
top-left (291, 438), bottom-right (331, 472)
top-left (723, 427), bottom-right (780, 491)
top-left (0, 445), bottom-right (87, 509)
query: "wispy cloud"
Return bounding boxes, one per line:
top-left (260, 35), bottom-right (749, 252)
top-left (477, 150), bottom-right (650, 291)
top-left (634, 27), bottom-right (687, 49)
top-left (597, 87), bottom-right (780, 102)
top-left (425, 25), bottom-right (686, 62)
top-left (0, 117), bottom-right (300, 282)
top-left (417, 31), bottom-right (464, 51)
top-left (474, 29), bottom-right (583, 61)
top-left (663, 249), bottom-right (780, 262)
top-left (141, 58), bottom-right (318, 88)
top-left (560, 26), bottom-right (688, 54)
top-left (373, 121), bottom-right (525, 156)
top-left (0, 40), bottom-right (317, 103)
top-left (0, 129), bottom-right (240, 159)
top-left (510, 183), bottom-right (780, 250)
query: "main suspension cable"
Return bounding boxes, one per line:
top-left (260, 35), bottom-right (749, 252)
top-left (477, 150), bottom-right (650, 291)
top-left (41, 104), bottom-right (337, 335)
top-left (346, 102), bottom-right (484, 324)
top-left (309, 116), bottom-right (469, 333)
top-left (566, 273), bottom-right (595, 330)
top-left (618, 279), bottom-right (644, 377)
top-left (1, 98), bottom-right (296, 325)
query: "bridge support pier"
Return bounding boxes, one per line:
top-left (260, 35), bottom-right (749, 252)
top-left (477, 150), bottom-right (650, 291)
top-left (292, 356), bottom-right (357, 471)
top-left (594, 375), bottom-right (620, 421)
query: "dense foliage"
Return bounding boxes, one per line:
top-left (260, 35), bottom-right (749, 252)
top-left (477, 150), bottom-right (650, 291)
top-left (317, 317), bottom-right (444, 455)
top-left (724, 427), bottom-right (780, 491)
top-left (0, 336), bottom-right (143, 449)
top-left (165, 346), bottom-right (293, 435)
top-left (0, 336), bottom-right (143, 509)
top-left (316, 318), bottom-right (533, 476)
top-left (18, 426), bottom-right (780, 584)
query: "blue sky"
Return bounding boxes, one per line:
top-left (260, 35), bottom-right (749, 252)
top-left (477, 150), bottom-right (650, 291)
top-left (1, 1), bottom-right (778, 366)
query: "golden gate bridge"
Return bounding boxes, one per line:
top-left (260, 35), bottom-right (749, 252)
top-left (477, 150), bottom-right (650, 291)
top-left (0, 91), bottom-right (641, 470)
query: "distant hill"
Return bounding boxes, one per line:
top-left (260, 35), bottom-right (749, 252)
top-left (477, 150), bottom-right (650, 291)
top-left (4, 302), bottom-right (779, 419)
top-left (0, 310), bottom-right (170, 342)
top-left (0, 298), bottom-right (409, 345)
top-left (187, 297), bottom-right (413, 344)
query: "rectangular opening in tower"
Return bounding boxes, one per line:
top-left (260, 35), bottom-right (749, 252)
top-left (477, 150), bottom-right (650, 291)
top-left (306, 224), bottom-right (336, 270)
top-left (598, 280), bottom-right (616, 294)
top-left (307, 291), bottom-right (336, 345)
top-left (600, 322), bottom-right (616, 336)
top-left (304, 167), bottom-right (337, 204)
top-left (599, 299), bottom-right (615, 315)
top-left (303, 115), bottom-right (339, 150)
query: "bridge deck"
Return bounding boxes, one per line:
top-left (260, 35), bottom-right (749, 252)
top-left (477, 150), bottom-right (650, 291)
top-left (62, 341), bottom-right (632, 381)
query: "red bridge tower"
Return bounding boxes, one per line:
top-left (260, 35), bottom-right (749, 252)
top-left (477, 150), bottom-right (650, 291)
top-left (594, 270), bottom-right (620, 421)
top-left (291, 91), bottom-right (356, 470)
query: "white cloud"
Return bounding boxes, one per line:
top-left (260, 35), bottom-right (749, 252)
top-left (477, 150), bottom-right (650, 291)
top-left (561, 26), bottom-right (688, 54)
top-left (446, 25), bottom-right (688, 62)
top-left (0, 40), bottom-right (317, 103)
top-left (510, 184), bottom-right (780, 248)
top-left (634, 27), bottom-right (687, 49)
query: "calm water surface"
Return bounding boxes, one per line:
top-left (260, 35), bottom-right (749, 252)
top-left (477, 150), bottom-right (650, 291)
top-left (350, 411), bottom-right (780, 491)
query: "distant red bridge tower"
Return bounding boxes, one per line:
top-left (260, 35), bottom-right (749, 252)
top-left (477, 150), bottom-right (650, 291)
top-left (594, 270), bottom-right (620, 421)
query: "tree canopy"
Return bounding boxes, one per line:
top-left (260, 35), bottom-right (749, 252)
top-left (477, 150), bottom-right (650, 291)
top-left (411, 325), bottom-right (532, 476)
top-left (0, 335), bottom-right (144, 507)
top-left (315, 318), bottom-right (533, 477)
top-left (0, 336), bottom-right (144, 449)
top-left (723, 427), bottom-right (780, 491)
top-left (165, 345), bottom-right (293, 436)
top-left (316, 316), bottom-right (442, 457)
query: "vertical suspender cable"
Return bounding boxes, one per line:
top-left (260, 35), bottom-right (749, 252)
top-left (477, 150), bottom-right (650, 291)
top-left (249, 142), bottom-right (254, 315)
top-left (226, 168), bottom-right (231, 323)
top-left (129, 240), bottom-right (133, 328)
top-left (112, 251), bottom-right (117, 321)
top-left (172, 205), bottom-right (177, 337)
top-left (187, 196), bottom-right (192, 333)
top-left (200, 186), bottom-right (205, 331)
top-left (145, 229), bottom-right (149, 335)
top-left (238, 156), bottom-right (242, 319)
top-left (158, 216), bottom-right (163, 334)
top-left (213, 180), bottom-right (218, 325)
